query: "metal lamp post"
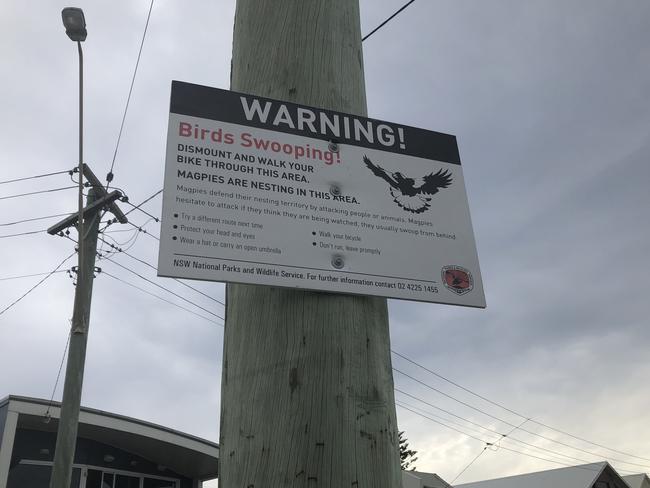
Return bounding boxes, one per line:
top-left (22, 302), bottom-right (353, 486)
top-left (61, 7), bottom-right (86, 279)
top-left (49, 8), bottom-right (88, 488)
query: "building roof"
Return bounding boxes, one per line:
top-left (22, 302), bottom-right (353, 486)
top-left (412, 470), bottom-right (451, 487)
top-left (623, 474), bottom-right (650, 488)
top-left (455, 462), bottom-right (625, 488)
top-left (0, 395), bottom-right (219, 480)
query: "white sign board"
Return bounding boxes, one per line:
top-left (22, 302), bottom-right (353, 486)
top-left (158, 81), bottom-right (485, 307)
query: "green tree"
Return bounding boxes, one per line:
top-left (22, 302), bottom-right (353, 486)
top-left (399, 431), bottom-right (418, 471)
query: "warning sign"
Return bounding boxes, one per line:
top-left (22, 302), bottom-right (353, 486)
top-left (158, 81), bottom-right (485, 307)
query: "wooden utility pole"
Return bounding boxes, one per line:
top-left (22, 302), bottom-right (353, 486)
top-left (48, 167), bottom-right (126, 488)
top-left (49, 188), bottom-right (101, 488)
top-left (220, 2), bottom-right (402, 487)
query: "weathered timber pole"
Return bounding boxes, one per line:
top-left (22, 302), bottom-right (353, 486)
top-left (220, 2), bottom-right (402, 487)
top-left (49, 188), bottom-right (101, 488)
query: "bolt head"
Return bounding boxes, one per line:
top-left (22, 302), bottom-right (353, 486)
top-left (331, 256), bottom-right (345, 269)
top-left (330, 185), bottom-right (341, 197)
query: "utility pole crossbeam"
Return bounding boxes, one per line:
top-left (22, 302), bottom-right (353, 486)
top-left (220, 2), bottom-right (402, 487)
top-left (46, 189), bottom-right (123, 236)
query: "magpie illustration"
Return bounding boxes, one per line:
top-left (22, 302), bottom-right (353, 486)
top-left (363, 155), bottom-right (453, 214)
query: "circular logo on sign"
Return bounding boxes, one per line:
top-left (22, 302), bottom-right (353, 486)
top-left (441, 266), bottom-right (474, 295)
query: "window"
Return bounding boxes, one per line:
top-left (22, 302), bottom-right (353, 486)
top-left (115, 474), bottom-right (140, 488)
top-left (86, 470), bottom-right (113, 488)
top-left (10, 463), bottom-right (178, 488)
top-left (144, 478), bottom-right (178, 488)
top-left (86, 467), bottom-right (178, 488)
top-left (7, 463), bottom-right (81, 488)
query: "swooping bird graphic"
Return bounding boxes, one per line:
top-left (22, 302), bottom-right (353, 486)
top-left (363, 155), bottom-right (453, 214)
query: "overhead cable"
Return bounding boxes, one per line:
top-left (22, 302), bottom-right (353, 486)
top-left (394, 393), bottom-right (599, 467)
top-left (126, 220), bottom-right (159, 240)
top-left (395, 402), bottom-right (627, 474)
top-left (394, 368), bottom-right (650, 469)
top-left (449, 445), bottom-right (489, 485)
top-left (0, 186), bottom-right (77, 201)
top-left (123, 201), bottom-right (159, 222)
top-left (0, 169), bottom-right (71, 185)
top-left (45, 330), bottom-right (72, 419)
top-left (97, 239), bottom-right (225, 307)
top-left (0, 213), bottom-right (70, 227)
top-left (0, 252), bottom-right (75, 317)
top-left (0, 270), bottom-right (68, 282)
top-left (102, 270), bottom-right (222, 327)
top-left (123, 188), bottom-right (162, 217)
top-left (0, 229), bottom-right (45, 239)
top-left (104, 257), bottom-right (224, 321)
top-left (107, 0), bottom-right (155, 187)
top-left (362, 0), bottom-right (416, 42)
top-left (392, 350), bottom-right (650, 463)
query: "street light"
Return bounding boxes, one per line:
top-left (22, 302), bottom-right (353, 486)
top-left (49, 9), bottom-right (87, 488)
top-left (62, 7), bottom-right (87, 41)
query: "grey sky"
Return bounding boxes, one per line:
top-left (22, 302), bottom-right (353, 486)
top-left (1, 0), bottom-right (649, 485)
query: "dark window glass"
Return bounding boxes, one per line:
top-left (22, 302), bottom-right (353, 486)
top-left (102, 473), bottom-right (114, 488)
top-left (87, 469), bottom-right (102, 488)
top-left (115, 474), bottom-right (140, 488)
top-left (144, 478), bottom-right (177, 488)
top-left (8, 464), bottom-right (81, 488)
top-left (70, 468), bottom-right (81, 488)
top-left (7, 464), bottom-right (50, 488)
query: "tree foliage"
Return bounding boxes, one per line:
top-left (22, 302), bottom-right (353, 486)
top-left (399, 430), bottom-right (418, 471)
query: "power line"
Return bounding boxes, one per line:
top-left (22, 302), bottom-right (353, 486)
top-left (396, 400), bottom-right (485, 444)
top-left (96, 237), bottom-right (226, 308)
top-left (395, 394), bottom-right (502, 442)
top-left (101, 220), bottom-right (148, 249)
top-left (0, 169), bottom-right (71, 185)
top-left (0, 253), bottom-right (75, 317)
top-left (102, 270), bottom-right (222, 327)
top-left (0, 270), bottom-right (68, 282)
top-left (123, 188), bottom-right (162, 217)
top-left (396, 388), bottom-right (502, 439)
top-left (531, 419), bottom-right (650, 464)
top-left (103, 257), bottom-right (224, 321)
top-left (126, 220), bottom-right (159, 240)
top-left (395, 402), bottom-right (613, 474)
top-left (392, 350), bottom-right (650, 463)
top-left (394, 391), bottom-right (599, 468)
top-left (45, 329), bottom-right (72, 420)
top-left (103, 228), bottom-right (140, 234)
top-left (100, 189), bottom-right (162, 234)
top-left (0, 213), bottom-right (70, 227)
top-left (101, 219), bottom-right (158, 246)
top-left (107, 0), bottom-right (155, 186)
top-left (124, 201), bottom-right (160, 222)
top-left (0, 229), bottom-right (45, 239)
top-left (394, 367), bottom-right (517, 425)
top-left (450, 445), bottom-right (488, 485)
top-left (362, 0), bottom-right (416, 42)
top-left (101, 190), bottom-right (162, 238)
top-left (393, 368), bottom-right (650, 470)
top-left (0, 186), bottom-right (77, 201)
top-left (173, 279), bottom-right (225, 308)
